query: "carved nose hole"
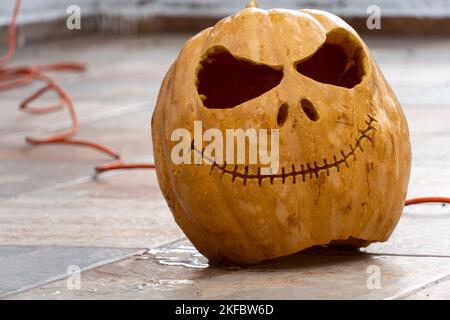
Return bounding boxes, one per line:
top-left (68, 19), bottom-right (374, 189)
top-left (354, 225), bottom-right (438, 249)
top-left (300, 98), bottom-right (319, 122)
top-left (277, 103), bottom-right (289, 127)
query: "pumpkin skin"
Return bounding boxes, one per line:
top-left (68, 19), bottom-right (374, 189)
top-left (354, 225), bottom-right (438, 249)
top-left (151, 7), bottom-right (411, 265)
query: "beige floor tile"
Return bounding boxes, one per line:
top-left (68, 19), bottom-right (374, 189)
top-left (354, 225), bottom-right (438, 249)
top-left (8, 238), bottom-right (450, 300)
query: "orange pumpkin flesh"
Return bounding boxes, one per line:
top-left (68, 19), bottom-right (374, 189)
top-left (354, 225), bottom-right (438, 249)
top-left (151, 7), bottom-right (411, 265)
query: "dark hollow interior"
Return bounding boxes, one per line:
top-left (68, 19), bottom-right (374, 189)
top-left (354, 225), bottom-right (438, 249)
top-left (196, 47), bottom-right (283, 109)
top-left (295, 43), bottom-right (364, 89)
top-left (300, 98), bottom-right (319, 121)
top-left (276, 103), bottom-right (289, 127)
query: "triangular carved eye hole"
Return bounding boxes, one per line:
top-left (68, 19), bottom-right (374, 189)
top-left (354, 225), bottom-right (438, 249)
top-left (295, 29), bottom-right (367, 89)
top-left (196, 46), bottom-right (283, 109)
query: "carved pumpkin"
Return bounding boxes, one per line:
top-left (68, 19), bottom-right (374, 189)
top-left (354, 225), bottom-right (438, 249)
top-left (151, 5), bottom-right (411, 264)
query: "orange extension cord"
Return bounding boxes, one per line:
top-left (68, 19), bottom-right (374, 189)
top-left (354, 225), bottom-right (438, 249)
top-left (0, 0), bottom-right (448, 207)
top-left (0, 0), bottom-right (154, 173)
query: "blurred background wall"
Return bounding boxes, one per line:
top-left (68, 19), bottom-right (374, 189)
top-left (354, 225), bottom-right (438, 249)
top-left (1, 0), bottom-right (450, 43)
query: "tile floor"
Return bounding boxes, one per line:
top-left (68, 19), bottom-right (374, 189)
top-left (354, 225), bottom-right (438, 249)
top-left (1, 34), bottom-right (450, 299)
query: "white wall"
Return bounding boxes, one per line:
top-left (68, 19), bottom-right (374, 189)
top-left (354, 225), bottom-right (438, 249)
top-left (0, 0), bottom-right (96, 26)
top-left (2, 0), bottom-right (450, 27)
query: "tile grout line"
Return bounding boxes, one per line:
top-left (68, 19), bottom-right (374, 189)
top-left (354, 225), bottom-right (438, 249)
top-left (386, 273), bottom-right (450, 300)
top-left (11, 154), bottom-right (154, 198)
top-left (361, 252), bottom-right (450, 259)
top-left (2, 237), bottom-right (449, 299)
top-left (1, 237), bottom-right (187, 299)
top-left (151, 237), bottom-right (187, 250)
top-left (147, 237), bottom-right (450, 260)
top-left (0, 101), bottom-right (149, 141)
top-left (0, 248), bottom-right (148, 300)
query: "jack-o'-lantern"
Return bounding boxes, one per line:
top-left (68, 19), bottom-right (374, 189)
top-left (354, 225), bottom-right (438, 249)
top-left (151, 3), bottom-right (411, 264)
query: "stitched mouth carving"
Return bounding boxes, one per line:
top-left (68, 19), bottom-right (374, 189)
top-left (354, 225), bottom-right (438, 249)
top-left (190, 114), bottom-right (377, 185)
